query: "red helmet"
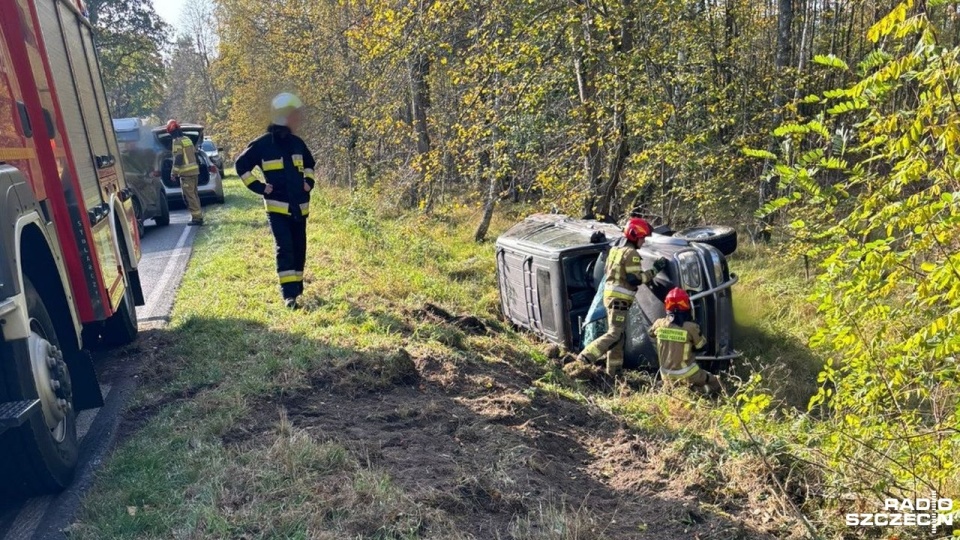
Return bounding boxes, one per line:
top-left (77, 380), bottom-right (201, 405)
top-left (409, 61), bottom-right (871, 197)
top-left (165, 119), bottom-right (180, 133)
top-left (624, 217), bottom-right (652, 243)
top-left (665, 287), bottom-right (691, 312)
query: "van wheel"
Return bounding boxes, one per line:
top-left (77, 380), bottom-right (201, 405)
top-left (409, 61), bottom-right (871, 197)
top-left (674, 226), bottom-right (738, 256)
top-left (0, 278), bottom-right (79, 497)
top-left (155, 192), bottom-right (170, 227)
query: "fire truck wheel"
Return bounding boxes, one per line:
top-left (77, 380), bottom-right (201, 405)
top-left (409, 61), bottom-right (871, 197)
top-left (101, 274), bottom-right (138, 346)
top-left (0, 278), bottom-right (79, 497)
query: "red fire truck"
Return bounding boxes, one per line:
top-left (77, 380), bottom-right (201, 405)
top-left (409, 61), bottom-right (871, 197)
top-left (0, 0), bottom-right (144, 496)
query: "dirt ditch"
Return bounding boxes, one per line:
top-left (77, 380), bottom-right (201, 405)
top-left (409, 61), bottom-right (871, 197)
top-left (220, 344), bottom-right (771, 539)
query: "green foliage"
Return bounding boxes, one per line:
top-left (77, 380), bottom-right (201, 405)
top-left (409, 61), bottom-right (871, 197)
top-left (87, 0), bottom-right (168, 117)
top-left (749, 0), bottom-right (960, 506)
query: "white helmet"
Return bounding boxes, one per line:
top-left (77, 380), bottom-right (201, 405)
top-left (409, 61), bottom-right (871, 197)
top-left (271, 92), bottom-right (303, 126)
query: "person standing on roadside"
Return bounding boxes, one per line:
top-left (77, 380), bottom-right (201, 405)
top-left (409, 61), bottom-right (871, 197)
top-left (235, 93), bottom-right (317, 309)
top-left (167, 119), bottom-right (203, 226)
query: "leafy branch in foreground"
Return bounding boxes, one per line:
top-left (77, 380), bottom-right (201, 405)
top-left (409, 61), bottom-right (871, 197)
top-left (745, 0), bottom-right (960, 514)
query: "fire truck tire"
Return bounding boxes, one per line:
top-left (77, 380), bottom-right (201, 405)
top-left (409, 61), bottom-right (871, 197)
top-left (101, 276), bottom-right (137, 346)
top-left (155, 190), bottom-right (171, 227)
top-left (0, 279), bottom-right (79, 497)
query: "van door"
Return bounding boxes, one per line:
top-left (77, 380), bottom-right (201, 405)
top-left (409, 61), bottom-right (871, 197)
top-left (36, 0), bottom-right (124, 314)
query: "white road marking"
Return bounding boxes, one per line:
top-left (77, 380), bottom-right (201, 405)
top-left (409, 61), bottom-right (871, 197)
top-left (139, 225), bottom-right (193, 321)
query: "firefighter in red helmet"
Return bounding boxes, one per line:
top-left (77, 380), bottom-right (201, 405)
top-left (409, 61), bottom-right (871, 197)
top-left (167, 119), bottom-right (203, 225)
top-left (569, 217), bottom-right (668, 377)
top-left (648, 287), bottom-right (722, 394)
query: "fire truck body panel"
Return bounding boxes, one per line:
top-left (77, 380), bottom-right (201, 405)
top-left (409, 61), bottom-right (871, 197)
top-left (0, 0), bottom-right (144, 495)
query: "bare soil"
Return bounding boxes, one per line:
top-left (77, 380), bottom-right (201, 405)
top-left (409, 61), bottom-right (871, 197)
top-left (216, 335), bottom-right (773, 538)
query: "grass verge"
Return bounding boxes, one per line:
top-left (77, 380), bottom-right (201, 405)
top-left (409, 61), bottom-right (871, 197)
top-left (69, 177), bottom-right (915, 539)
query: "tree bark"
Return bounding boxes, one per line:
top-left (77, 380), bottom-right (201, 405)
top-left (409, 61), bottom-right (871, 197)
top-left (572, 2), bottom-right (603, 218)
top-left (758, 0), bottom-right (793, 241)
top-left (596, 0), bottom-right (636, 219)
top-left (408, 53), bottom-right (432, 207)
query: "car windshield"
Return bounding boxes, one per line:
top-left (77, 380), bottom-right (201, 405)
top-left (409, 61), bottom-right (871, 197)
top-left (201, 141), bottom-right (216, 152)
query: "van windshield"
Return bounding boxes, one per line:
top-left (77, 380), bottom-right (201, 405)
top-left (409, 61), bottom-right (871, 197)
top-left (201, 141), bottom-right (216, 152)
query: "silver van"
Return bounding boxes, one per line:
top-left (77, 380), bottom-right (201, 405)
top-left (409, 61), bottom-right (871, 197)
top-left (495, 214), bottom-right (740, 371)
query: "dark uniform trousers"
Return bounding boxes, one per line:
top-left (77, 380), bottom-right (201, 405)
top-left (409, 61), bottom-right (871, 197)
top-left (269, 213), bottom-right (307, 299)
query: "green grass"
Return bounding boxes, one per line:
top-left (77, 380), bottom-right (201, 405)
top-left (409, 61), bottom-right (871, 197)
top-left (70, 177), bottom-right (547, 539)
top-left (70, 176), bottom-right (853, 539)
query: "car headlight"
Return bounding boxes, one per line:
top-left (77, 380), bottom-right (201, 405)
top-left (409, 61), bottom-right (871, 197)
top-left (677, 251), bottom-right (702, 291)
top-left (709, 248), bottom-right (725, 286)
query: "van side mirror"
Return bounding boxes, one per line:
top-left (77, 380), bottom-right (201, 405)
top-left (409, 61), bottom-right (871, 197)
top-left (218, 147), bottom-right (224, 152)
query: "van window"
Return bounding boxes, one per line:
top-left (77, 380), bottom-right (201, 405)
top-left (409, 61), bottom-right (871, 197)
top-left (201, 141), bottom-right (216, 152)
top-left (115, 130), bottom-right (140, 143)
top-left (537, 268), bottom-right (556, 332)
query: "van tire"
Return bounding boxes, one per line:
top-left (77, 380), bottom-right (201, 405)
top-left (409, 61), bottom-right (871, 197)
top-left (674, 226), bottom-right (738, 256)
top-left (0, 278), bottom-right (79, 497)
top-left (155, 192), bottom-right (170, 226)
top-left (101, 275), bottom-right (137, 346)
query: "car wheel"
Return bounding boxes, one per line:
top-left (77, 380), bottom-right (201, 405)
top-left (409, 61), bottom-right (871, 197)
top-left (131, 196), bottom-right (146, 238)
top-left (155, 191), bottom-right (171, 227)
top-left (673, 226), bottom-right (738, 256)
top-left (0, 278), bottom-right (79, 497)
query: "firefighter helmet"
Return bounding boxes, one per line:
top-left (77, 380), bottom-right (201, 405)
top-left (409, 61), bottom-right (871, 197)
top-left (624, 217), bottom-right (652, 243)
top-left (665, 287), bottom-right (692, 312)
top-left (271, 93), bottom-right (303, 126)
top-left (165, 119), bottom-right (180, 133)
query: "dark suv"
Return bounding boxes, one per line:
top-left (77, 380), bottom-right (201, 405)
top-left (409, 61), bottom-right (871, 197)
top-left (495, 214), bottom-right (740, 370)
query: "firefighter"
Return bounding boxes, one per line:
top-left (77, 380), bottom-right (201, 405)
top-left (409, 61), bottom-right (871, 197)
top-left (568, 217), bottom-right (668, 377)
top-left (648, 287), bottom-right (722, 395)
top-left (235, 93), bottom-right (316, 309)
top-left (167, 119), bottom-right (203, 226)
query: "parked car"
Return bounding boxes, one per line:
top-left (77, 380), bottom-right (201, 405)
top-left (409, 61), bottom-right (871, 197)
top-left (495, 214), bottom-right (740, 371)
top-left (112, 117), bottom-right (170, 234)
top-left (201, 137), bottom-right (224, 171)
top-left (151, 124), bottom-right (225, 205)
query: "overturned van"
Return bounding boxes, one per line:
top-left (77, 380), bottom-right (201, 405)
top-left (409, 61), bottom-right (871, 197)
top-left (495, 214), bottom-right (741, 370)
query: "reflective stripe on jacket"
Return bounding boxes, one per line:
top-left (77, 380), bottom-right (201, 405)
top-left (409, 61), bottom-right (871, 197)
top-left (171, 136), bottom-right (199, 176)
top-left (602, 245), bottom-right (653, 301)
top-left (648, 317), bottom-right (708, 380)
top-left (235, 125), bottom-right (317, 216)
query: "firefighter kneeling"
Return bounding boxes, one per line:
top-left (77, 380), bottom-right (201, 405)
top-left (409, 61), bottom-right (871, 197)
top-left (649, 288), bottom-right (722, 395)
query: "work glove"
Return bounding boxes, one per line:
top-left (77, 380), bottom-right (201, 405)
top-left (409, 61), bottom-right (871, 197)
top-left (653, 257), bottom-right (668, 273)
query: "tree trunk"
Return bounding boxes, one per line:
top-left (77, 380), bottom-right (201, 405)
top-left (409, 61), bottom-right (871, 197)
top-left (758, 0), bottom-right (793, 241)
top-left (475, 149), bottom-right (497, 242)
top-left (408, 53), bottom-right (432, 207)
top-left (596, 0), bottom-right (635, 218)
top-left (572, 3), bottom-right (602, 218)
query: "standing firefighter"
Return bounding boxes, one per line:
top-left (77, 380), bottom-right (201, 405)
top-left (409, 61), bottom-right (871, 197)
top-left (168, 119), bottom-right (203, 225)
top-left (235, 93), bottom-right (316, 309)
top-left (570, 218), bottom-right (667, 377)
top-left (649, 288), bottom-right (722, 394)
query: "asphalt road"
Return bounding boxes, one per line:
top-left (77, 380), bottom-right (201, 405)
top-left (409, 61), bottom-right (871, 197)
top-left (0, 209), bottom-right (200, 540)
